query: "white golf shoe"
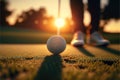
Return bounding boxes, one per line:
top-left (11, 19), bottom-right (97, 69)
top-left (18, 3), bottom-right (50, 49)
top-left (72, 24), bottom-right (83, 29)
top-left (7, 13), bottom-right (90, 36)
top-left (71, 31), bottom-right (85, 46)
top-left (87, 31), bottom-right (110, 46)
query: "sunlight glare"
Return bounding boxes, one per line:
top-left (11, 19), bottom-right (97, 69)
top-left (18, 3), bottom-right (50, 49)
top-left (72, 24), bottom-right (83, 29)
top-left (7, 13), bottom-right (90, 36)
top-left (6, 16), bottom-right (15, 26)
top-left (104, 19), bottom-right (120, 33)
top-left (84, 10), bottom-right (91, 27)
top-left (55, 18), bottom-right (65, 28)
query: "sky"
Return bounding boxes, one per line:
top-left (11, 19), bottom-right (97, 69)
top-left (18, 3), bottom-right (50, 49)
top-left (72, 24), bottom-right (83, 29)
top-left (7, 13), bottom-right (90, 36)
top-left (7, 0), bottom-right (71, 25)
top-left (7, 0), bottom-right (109, 25)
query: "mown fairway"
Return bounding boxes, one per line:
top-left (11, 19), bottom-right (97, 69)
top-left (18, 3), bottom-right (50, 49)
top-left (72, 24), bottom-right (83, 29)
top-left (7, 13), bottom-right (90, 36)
top-left (0, 27), bottom-right (120, 80)
top-left (0, 44), bottom-right (120, 80)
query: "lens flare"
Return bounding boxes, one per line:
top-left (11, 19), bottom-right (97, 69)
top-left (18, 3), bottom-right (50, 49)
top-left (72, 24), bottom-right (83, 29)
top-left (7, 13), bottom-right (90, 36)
top-left (55, 18), bottom-right (65, 28)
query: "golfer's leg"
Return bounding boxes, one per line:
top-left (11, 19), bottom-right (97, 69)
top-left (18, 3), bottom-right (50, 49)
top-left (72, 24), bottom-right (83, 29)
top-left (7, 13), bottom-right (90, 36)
top-left (70, 0), bottom-right (85, 46)
top-left (88, 0), bottom-right (110, 46)
top-left (88, 0), bottom-right (100, 34)
top-left (70, 0), bottom-right (85, 33)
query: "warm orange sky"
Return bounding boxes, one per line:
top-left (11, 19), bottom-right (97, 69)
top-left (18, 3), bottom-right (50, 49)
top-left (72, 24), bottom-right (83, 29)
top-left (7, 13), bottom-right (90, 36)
top-left (7, 0), bottom-right (108, 25)
top-left (7, 0), bottom-right (71, 25)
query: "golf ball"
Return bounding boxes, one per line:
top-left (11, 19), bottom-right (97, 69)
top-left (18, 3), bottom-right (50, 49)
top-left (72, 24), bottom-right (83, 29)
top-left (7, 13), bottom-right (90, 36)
top-left (47, 35), bottom-right (66, 55)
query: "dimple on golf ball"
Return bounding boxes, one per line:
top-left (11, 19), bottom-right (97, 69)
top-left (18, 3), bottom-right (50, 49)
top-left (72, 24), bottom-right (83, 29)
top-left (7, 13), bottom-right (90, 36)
top-left (47, 35), bottom-right (66, 55)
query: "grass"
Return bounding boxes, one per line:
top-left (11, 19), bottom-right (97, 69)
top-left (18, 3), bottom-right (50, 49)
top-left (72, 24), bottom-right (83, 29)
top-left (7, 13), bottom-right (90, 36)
top-left (0, 27), bottom-right (73, 44)
top-left (0, 56), bottom-right (120, 80)
top-left (0, 27), bottom-right (120, 80)
top-left (0, 27), bottom-right (120, 44)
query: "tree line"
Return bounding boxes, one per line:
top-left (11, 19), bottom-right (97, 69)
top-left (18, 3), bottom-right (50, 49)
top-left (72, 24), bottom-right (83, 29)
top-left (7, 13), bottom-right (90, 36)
top-left (0, 0), bottom-right (120, 31)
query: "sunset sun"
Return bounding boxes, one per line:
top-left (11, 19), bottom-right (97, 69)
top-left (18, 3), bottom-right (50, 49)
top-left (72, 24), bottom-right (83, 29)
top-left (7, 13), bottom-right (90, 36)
top-left (55, 18), bottom-right (65, 28)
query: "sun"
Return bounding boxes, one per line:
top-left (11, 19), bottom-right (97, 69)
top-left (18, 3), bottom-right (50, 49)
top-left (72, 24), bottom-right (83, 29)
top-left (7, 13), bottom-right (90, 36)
top-left (55, 18), bottom-right (65, 28)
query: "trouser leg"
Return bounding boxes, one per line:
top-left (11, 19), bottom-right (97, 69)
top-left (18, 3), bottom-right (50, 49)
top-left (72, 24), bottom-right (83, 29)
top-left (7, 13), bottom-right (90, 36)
top-left (70, 0), bottom-right (85, 33)
top-left (88, 0), bottom-right (100, 34)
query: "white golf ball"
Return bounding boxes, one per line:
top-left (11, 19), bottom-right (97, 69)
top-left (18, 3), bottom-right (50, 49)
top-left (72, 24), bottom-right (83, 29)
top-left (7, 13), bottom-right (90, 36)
top-left (47, 35), bottom-right (66, 55)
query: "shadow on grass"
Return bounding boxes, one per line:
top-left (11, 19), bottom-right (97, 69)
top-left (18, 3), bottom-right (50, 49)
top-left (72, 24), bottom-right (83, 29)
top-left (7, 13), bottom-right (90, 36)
top-left (34, 55), bottom-right (62, 80)
top-left (77, 47), bottom-right (95, 57)
top-left (97, 47), bottom-right (120, 56)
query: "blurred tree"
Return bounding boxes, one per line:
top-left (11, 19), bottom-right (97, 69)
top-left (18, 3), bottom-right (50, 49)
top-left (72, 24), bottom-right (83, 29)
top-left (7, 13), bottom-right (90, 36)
top-left (102, 0), bottom-right (120, 20)
top-left (15, 7), bottom-right (73, 32)
top-left (15, 7), bottom-right (47, 30)
top-left (0, 0), bottom-right (12, 26)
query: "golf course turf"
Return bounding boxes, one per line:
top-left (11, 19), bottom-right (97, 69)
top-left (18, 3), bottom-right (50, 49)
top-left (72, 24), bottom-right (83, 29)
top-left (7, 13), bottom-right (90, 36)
top-left (0, 27), bottom-right (120, 80)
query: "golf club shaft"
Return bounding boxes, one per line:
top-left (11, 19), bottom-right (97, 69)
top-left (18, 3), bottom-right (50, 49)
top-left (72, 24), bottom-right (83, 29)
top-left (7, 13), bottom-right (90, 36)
top-left (58, 0), bottom-right (61, 18)
top-left (57, 0), bottom-right (61, 35)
